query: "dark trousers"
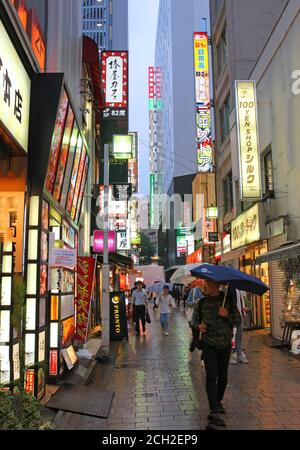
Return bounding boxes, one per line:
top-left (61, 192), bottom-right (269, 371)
top-left (202, 343), bottom-right (232, 411)
top-left (135, 305), bottom-right (146, 333)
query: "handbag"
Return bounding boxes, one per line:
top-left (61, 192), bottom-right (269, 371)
top-left (145, 309), bottom-right (151, 324)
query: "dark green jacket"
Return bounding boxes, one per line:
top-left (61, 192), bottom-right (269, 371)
top-left (191, 291), bottom-right (242, 349)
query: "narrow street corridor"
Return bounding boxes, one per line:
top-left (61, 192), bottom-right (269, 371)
top-left (53, 306), bottom-right (300, 430)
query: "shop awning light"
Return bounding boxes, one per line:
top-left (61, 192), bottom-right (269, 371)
top-left (112, 134), bottom-right (133, 160)
top-left (206, 207), bottom-right (219, 219)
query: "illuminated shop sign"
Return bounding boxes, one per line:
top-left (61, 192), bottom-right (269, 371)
top-left (0, 20), bottom-right (31, 153)
top-left (231, 203), bottom-right (260, 249)
top-left (235, 81), bottom-right (262, 199)
top-left (102, 51), bottom-right (128, 108)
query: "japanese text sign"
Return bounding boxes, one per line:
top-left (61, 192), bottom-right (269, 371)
top-left (0, 19), bottom-right (31, 153)
top-left (75, 257), bottom-right (95, 342)
top-left (102, 51), bottom-right (128, 107)
top-left (231, 203), bottom-right (260, 249)
top-left (236, 81), bottom-right (262, 199)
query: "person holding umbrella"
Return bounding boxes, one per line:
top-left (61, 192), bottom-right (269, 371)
top-left (192, 279), bottom-right (241, 421)
top-left (190, 263), bottom-right (269, 423)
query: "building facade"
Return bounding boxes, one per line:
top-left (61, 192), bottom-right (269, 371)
top-left (210, 0), bottom-right (293, 337)
top-left (155, 0), bottom-right (210, 195)
top-left (82, 0), bottom-right (128, 51)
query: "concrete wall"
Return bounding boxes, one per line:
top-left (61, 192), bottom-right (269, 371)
top-left (250, 0), bottom-right (300, 240)
top-left (46, 0), bottom-right (83, 120)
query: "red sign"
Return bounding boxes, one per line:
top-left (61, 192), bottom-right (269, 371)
top-left (120, 273), bottom-right (126, 290)
top-left (49, 350), bottom-right (58, 376)
top-left (24, 369), bottom-right (35, 394)
top-left (186, 248), bottom-right (203, 264)
top-left (75, 257), bottom-right (95, 342)
top-left (148, 66), bottom-right (155, 99)
top-left (101, 51), bottom-right (128, 108)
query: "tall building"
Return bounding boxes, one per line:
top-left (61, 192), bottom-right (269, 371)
top-left (210, 0), bottom-right (291, 337)
top-left (155, 0), bottom-right (210, 195)
top-left (82, 0), bottom-right (128, 51)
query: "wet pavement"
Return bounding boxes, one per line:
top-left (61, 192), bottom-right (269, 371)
top-left (53, 305), bottom-right (300, 430)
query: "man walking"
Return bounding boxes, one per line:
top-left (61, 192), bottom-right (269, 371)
top-left (132, 281), bottom-right (148, 336)
top-left (193, 279), bottom-right (241, 423)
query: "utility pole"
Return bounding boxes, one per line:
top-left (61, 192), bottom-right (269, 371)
top-left (101, 143), bottom-right (110, 356)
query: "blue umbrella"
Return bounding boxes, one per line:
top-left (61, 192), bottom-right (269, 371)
top-left (190, 264), bottom-right (269, 296)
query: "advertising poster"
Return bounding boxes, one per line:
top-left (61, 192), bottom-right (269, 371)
top-left (53, 107), bottom-right (74, 202)
top-left (75, 257), bottom-right (95, 342)
top-left (61, 316), bottom-right (75, 346)
top-left (110, 292), bottom-right (128, 341)
top-left (42, 200), bottom-right (49, 230)
top-left (45, 89), bottom-right (69, 193)
top-left (24, 369), bottom-right (35, 394)
top-left (75, 155), bottom-right (89, 224)
top-left (71, 147), bottom-right (86, 221)
top-left (49, 349), bottom-right (57, 375)
top-left (66, 135), bottom-right (83, 214)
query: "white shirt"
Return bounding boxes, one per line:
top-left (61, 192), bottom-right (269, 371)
top-left (158, 294), bottom-right (174, 314)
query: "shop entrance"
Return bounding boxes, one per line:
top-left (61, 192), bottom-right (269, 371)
top-left (239, 241), bottom-right (270, 330)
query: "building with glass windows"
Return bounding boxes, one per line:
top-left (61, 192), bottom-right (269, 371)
top-left (82, 0), bottom-right (128, 51)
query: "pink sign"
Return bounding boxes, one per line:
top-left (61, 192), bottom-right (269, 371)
top-left (93, 231), bottom-right (116, 253)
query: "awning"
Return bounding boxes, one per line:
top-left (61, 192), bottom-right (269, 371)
top-left (256, 242), bottom-right (300, 264)
top-left (221, 246), bottom-right (247, 263)
top-left (82, 36), bottom-right (105, 111)
top-left (96, 253), bottom-right (133, 269)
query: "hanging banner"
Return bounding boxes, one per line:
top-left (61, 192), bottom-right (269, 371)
top-left (235, 81), bottom-right (262, 199)
top-left (75, 257), bottom-right (96, 342)
top-left (110, 292), bottom-right (128, 341)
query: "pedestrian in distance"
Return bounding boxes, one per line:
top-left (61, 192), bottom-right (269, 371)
top-left (157, 285), bottom-right (175, 336)
top-left (132, 281), bottom-right (148, 336)
top-left (228, 287), bottom-right (249, 364)
top-left (192, 279), bottom-right (241, 424)
top-left (186, 281), bottom-right (204, 353)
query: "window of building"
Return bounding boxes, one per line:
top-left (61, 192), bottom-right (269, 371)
top-left (262, 145), bottom-right (274, 196)
top-left (220, 95), bottom-right (230, 142)
top-left (217, 27), bottom-right (228, 76)
top-left (223, 171), bottom-right (233, 215)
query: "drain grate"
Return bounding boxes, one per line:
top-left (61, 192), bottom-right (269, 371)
top-left (46, 384), bottom-right (114, 418)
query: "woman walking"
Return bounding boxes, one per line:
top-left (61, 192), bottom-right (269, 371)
top-left (157, 285), bottom-right (175, 336)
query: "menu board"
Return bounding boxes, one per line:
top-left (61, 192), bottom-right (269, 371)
top-left (71, 147), bottom-right (86, 221)
top-left (45, 89), bottom-right (68, 193)
top-left (66, 135), bottom-right (83, 214)
top-left (75, 155), bottom-right (89, 224)
top-left (53, 107), bottom-right (74, 202)
top-left (60, 125), bottom-right (78, 209)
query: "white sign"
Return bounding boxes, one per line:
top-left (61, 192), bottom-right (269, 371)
top-left (223, 234), bottom-right (231, 253)
top-left (231, 203), bottom-right (260, 250)
top-left (0, 20), bottom-right (31, 153)
top-left (117, 230), bottom-right (131, 251)
top-left (236, 81), bottom-right (262, 199)
top-left (49, 247), bottom-right (77, 269)
top-left (13, 343), bottom-right (20, 380)
top-left (106, 56), bottom-right (123, 104)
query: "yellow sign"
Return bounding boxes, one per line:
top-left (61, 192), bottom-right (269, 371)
top-left (231, 203), bottom-right (260, 250)
top-left (194, 32), bottom-right (210, 106)
top-left (236, 81), bottom-right (261, 199)
top-left (0, 20), bottom-right (31, 153)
